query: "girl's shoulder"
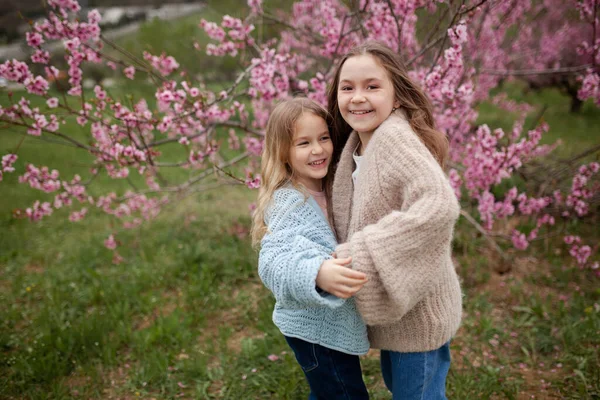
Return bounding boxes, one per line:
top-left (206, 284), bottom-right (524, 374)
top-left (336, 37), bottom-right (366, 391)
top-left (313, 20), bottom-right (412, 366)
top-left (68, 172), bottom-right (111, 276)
top-left (265, 186), bottom-right (310, 223)
top-left (272, 186), bottom-right (308, 204)
top-left (373, 110), bottom-right (414, 141)
top-left (371, 111), bottom-right (431, 158)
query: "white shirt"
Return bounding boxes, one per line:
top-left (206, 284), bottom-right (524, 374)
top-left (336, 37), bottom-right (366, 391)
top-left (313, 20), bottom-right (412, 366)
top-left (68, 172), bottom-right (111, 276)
top-left (352, 143), bottom-right (364, 186)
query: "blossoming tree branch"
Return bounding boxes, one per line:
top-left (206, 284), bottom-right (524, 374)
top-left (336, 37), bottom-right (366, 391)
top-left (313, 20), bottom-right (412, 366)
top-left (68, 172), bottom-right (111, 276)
top-left (1, 0), bottom-right (598, 270)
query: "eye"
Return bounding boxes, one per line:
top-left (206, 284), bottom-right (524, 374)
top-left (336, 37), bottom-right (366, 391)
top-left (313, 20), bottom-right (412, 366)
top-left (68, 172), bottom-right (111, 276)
top-left (367, 85), bottom-right (379, 90)
top-left (297, 141), bottom-right (308, 146)
top-left (340, 86), bottom-right (352, 91)
top-left (320, 136), bottom-right (330, 141)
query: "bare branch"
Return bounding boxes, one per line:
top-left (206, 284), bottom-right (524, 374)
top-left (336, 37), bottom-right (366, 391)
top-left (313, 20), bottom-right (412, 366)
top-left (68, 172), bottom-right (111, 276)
top-left (459, 209), bottom-right (511, 262)
top-left (480, 64), bottom-right (593, 76)
top-left (1, 119), bottom-right (103, 154)
top-left (217, 121), bottom-right (264, 137)
top-left (115, 152), bottom-right (250, 201)
top-left (260, 12), bottom-right (324, 43)
top-left (384, 0), bottom-right (403, 52)
top-left (428, 0), bottom-right (466, 74)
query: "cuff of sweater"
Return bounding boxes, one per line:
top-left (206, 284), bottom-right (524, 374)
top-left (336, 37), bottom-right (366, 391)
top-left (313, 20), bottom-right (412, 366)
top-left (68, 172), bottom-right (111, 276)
top-left (297, 256), bottom-right (345, 309)
top-left (335, 242), bottom-right (351, 260)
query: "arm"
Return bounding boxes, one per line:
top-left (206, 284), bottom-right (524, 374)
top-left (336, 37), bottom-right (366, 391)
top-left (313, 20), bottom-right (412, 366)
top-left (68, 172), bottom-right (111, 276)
top-left (258, 189), bottom-right (346, 309)
top-left (336, 124), bottom-right (460, 325)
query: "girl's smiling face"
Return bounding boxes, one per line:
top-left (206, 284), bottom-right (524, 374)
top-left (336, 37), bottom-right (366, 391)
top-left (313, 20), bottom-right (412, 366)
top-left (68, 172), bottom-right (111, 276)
top-left (337, 54), bottom-right (400, 137)
top-left (288, 112), bottom-right (333, 192)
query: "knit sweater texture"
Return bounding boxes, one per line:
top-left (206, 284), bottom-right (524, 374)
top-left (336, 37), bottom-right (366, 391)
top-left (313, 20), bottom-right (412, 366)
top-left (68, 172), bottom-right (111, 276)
top-left (259, 187), bottom-right (369, 355)
top-left (332, 110), bottom-right (462, 353)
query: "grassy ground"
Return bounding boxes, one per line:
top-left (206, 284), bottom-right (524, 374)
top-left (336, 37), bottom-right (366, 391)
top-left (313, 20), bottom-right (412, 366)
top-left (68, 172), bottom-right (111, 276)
top-left (1, 9), bottom-right (600, 400)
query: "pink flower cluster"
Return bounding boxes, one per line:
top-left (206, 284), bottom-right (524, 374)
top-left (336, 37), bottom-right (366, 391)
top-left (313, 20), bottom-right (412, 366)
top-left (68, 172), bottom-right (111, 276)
top-left (0, 154), bottom-right (18, 182)
top-left (565, 162), bottom-right (600, 217)
top-left (578, 71), bottom-right (600, 106)
top-left (564, 235), bottom-right (593, 267)
top-left (243, 137), bottom-right (263, 156)
top-left (0, 60), bottom-right (50, 96)
top-left (26, 201), bottom-right (53, 222)
top-left (143, 51), bottom-right (180, 76)
top-left (19, 164), bottom-right (62, 193)
top-left (247, 0), bottom-right (263, 14)
top-left (200, 16), bottom-right (255, 57)
top-left (462, 122), bottom-right (549, 198)
top-left (245, 172), bottom-right (261, 189)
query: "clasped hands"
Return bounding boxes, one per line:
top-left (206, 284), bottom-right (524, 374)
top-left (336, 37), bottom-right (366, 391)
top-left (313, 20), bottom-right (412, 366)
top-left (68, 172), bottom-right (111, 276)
top-left (315, 255), bottom-right (368, 299)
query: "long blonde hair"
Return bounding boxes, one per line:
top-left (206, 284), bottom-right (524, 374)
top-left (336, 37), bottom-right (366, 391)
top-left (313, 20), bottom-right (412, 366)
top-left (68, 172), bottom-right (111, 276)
top-left (251, 98), bottom-right (331, 247)
top-left (327, 41), bottom-right (449, 169)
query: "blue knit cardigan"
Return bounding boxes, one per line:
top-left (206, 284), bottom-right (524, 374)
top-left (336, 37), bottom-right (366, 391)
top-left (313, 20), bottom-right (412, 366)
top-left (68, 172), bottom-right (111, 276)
top-left (258, 187), bottom-right (369, 355)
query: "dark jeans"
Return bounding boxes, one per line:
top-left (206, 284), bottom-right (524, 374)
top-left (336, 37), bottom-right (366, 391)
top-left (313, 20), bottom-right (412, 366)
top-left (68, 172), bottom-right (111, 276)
top-left (380, 342), bottom-right (451, 400)
top-left (285, 336), bottom-right (369, 400)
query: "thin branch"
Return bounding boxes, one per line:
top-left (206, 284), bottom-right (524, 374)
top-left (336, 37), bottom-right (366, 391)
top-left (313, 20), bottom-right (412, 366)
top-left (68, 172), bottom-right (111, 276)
top-left (480, 64), bottom-right (593, 76)
top-left (155, 161), bottom-right (190, 167)
top-left (217, 121), bottom-right (264, 137)
top-left (460, 209), bottom-right (511, 261)
top-left (260, 12), bottom-right (324, 43)
top-left (411, 0), bottom-right (489, 67)
top-left (170, 63), bottom-right (257, 123)
top-left (526, 104), bottom-right (548, 132)
top-left (1, 119), bottom-right (103, 154)
top-left (213, 164), bottom-right (246, 184)
top-left (115, 152), bottom-right (249, 201)
top-left (2, 125), bottom-right (80, 148)
top-left (384, 0), bottom-right (403, 52)
top-left (99, 35), bottom-right (165, 83)
top-left (407, 33), bottom-right (445, 66)
top-left (557, 142), bottom-right (600, 164)
top-left (428, 0), bottom-right (466, 74)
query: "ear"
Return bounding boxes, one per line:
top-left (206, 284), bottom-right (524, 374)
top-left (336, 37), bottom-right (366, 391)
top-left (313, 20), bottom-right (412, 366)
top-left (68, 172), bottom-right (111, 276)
top-left (394, 100), bottom-right (401, 109)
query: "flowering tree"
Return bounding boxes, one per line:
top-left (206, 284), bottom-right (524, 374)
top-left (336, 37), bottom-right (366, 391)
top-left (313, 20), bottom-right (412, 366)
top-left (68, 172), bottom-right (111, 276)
top-left (1, 0), bottom-right (598, 272)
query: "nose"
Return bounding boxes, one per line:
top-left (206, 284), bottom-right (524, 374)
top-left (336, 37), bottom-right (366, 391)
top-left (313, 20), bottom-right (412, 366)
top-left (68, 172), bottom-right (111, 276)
top-left (311, 142), bottom-right (323, 155)
top-left (351, 90), bottom-right (366, 103)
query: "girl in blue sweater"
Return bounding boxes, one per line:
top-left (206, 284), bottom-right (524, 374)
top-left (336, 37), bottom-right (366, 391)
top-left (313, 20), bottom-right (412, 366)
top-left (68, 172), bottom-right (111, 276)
top-left (251, 98), bottom-right (370, 399)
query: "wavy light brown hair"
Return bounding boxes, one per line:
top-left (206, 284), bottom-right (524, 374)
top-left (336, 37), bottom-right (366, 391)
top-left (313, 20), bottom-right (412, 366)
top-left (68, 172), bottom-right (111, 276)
top-left (250, 97), bottom-right (332, 247)
top-left (327, 41), bottom-right (449, 168)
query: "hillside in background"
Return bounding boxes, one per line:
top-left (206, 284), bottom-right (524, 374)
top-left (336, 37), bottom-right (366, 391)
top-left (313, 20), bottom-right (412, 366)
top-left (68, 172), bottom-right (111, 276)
top-left (0, 0), bottom-right (205, 44)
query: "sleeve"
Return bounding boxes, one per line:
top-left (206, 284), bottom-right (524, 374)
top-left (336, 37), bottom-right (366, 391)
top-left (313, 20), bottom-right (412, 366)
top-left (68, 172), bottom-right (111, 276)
top-left (259, 189), bottom-right (345, 309)
top-left (336, 125), bottom-right (460, 325)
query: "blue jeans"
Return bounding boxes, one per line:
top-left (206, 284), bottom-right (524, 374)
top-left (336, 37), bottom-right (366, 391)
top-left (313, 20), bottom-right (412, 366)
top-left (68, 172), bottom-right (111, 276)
top-left (285, 336), bottom-right (369, 400)
top-left (380, 342), bottom-right (451, 400)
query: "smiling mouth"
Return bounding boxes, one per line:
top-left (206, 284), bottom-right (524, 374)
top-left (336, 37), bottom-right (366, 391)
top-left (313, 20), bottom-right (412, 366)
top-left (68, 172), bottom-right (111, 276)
top-left (350, 110), bottom-right (373, 115)
top-left (308, 159), bottom-right (326, 166)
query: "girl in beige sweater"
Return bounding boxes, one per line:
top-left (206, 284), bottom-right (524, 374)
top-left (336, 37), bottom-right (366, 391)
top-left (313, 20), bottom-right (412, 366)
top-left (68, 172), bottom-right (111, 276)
top-left (326, 41), bottom-right (462, 399)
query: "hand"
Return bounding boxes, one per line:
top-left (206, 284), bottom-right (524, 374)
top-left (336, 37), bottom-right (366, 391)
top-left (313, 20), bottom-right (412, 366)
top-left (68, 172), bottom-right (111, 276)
top-left (316, 257), bottom-right (368, 299)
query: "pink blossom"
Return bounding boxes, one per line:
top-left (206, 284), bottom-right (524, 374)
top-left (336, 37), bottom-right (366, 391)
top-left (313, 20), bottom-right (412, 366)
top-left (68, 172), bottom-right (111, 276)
top-left (143, 51), bottom-right (179, 76)
top-left (69, 208), bottom-right (87, 222)
top-left (2, 154), bottom-right (18, 173)
top-left (245, 173), bottom-right (261, 189)
top-left (26, 32), bottom-right (44, 48)
top-left (243, 137), bottom-right (263, 156)
top-left (26, 201), bottom-right (53, 221)
top-left (31, 50), bottom-right (50, 64)
top-left (247, 0), bottom-right (263, 14)
top-left (511, 230), bottom-right (529, 250)
top-left (47, 98), bottom-right (59, 108)
top-left (24, 76), bottom-right (50, 95)
top-left (104, 234), bottom-right (117, 250)
top-left (124, 66), bottom-right (135, 80)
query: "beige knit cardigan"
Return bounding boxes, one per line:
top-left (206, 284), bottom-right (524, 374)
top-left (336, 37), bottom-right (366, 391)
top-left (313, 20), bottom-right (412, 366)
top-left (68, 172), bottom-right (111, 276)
top-left (333, 110), bottom-right (462, 353)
